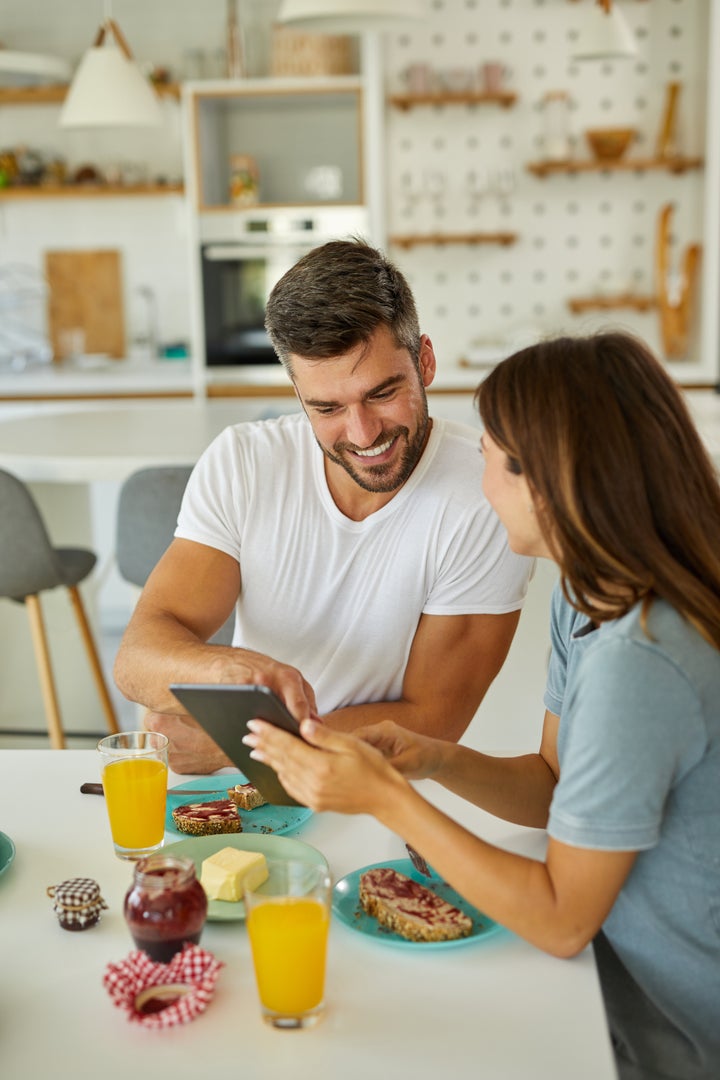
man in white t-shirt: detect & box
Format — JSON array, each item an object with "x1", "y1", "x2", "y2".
[{"x1": 114, "y1": 240, "x2": 532, "y2": 772}]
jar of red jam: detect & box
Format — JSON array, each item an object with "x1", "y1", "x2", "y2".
[{"x1": 124, "y1": 854, "x2": 208, "y2": 963}]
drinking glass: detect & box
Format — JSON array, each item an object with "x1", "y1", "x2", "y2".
[
  {"x1": 245, "y1": 859, "x2": 332, "y2": 1029},
  {"x1": 97, "y1": 731, "x2": 169, "y2": 860}
]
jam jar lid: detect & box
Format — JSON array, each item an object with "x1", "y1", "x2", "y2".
[{"x1": 47, "y1": 876, "x2": 108, "y2": 929}]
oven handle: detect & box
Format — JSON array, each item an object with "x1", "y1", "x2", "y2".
[{"x1": 203, "y1": 243, "x2": 319, "y2": 261}]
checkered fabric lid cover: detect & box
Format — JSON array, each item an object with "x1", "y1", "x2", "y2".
[
  {"x1": 47, "y1": 877, "x2": 105, "y2": 908},
  {"x1": 47, "y1": 877, "x2": 108, "y2": 927},
  {"x1": 103, "y1": 944, "x2": 224, "y2": 1029}
]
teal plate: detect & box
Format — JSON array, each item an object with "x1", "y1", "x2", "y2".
[
  {"x1": 0, "y1": 831, "x2": 16, "y2": 878},
  {"x1": 332, "y1": 858, "x2": 502, "y2": 950},
  {"x1": 163, "y1": 833, "x2": 328, "y2": 922},
  {"x1": 165, "y1": 773, "x2": 312, "y2": 838}
]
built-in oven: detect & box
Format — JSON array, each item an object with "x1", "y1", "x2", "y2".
[{"x1": 200, "y1": 208, "x2": 369, "y2": 366}]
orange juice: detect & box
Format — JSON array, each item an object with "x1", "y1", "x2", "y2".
[
  {"x1": 102, "y1": 757, "x2": 167, "y2": 850},
  {"x1": 247, "y1": 897, "x2": 329, "y2": 1014}
]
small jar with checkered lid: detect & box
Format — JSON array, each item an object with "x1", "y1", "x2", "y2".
[{"x1": 47, "y1": 877, "x2": 108, "y2": 931}]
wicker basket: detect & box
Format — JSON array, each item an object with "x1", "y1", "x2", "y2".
[{"x1": 271, "y1": 27, "x2": 355, "y2": 76}]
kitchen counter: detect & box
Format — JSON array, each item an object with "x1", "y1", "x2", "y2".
[
  {"x1": 0, "y1": 357, "x2": 196, "y2": 399},
  {"x1": 0, "y1": 357, "x2": 490, "y2": 400}
]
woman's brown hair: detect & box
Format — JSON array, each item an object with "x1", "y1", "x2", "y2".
[{"x1": 476, "y1": 332, "x2": 720, "y2": 650}]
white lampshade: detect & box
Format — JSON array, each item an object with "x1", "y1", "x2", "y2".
[
  {"x1": 277, "y1": 0, "x2": 427, "y2": 34},
  {"x1": 59, "y1": 20, "x2": 162, "y2": 128},
  {"x1": 571, "y1": 1, "x2": 637, "y2": 61}
]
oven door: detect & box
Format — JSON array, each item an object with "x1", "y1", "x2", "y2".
[{"x1": 201, "y1": 243, "x2": 311, "y2": 366}]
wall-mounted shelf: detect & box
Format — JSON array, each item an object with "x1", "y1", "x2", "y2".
[
  {"x1": 389, "y1": 91, "x2": 517, "y2": 110},
  {"x1": 390, "y1": 232, "x2": 518, "y2": 249},
  {"x1": 567, "y1": 293, "x2": 656, "y2": 315},
  {"x1": 0, "y1": 82, "x2": 181, "y2": 105},
  {"x1": 0, "y1": 183, "x2": 184, "y2": 200},
  {"x1": 527, "y1": 155, "x2": 703, "y2": 177}
]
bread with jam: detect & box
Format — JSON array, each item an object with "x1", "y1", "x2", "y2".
[{"x1": 359, "y1": 866, "x2": 472, "y2": 943}]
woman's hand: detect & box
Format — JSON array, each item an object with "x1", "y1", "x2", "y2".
[
  {"x1": 243, "y1": 718, "x2": 406, "y2": 816},
  {"x1": 354, "y1": 720, "x2": 448, "y2": 780}
]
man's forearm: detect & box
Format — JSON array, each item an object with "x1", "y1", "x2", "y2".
[
  {"x1": 325, "y1": 697, "x2": 476, "y2": 742},
  {"x1": 114, "y1": 612, "x2": 244, "y2": 713},
  {"x1": 431, "y1": 742, "x2": 556, "y2": 829}
]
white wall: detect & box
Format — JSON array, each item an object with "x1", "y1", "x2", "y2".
[
  {"x1": 1, "y1": 0, "x2": 716, "y2": 380},
  {"x1": 382, "y1": 0, "x2": 711, "y2": 376}
]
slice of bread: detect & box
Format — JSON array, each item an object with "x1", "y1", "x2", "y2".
[
  {"x1": 226, "y1": 782, "x2": 266, "y2": 810},
  {"x1": 171, "y1": 798, "x2": 241, "y2": 836},
  {"x1": 359, "y1": 866, "x2": 472, "y2": 943}
]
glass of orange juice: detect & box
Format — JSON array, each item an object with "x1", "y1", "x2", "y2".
[
  {"x1": 244, "y1": 859, "x2": 332, "y2": 1029},
  {"x1": 97, "y1": 731, "x2": 169, "y2": 860}
]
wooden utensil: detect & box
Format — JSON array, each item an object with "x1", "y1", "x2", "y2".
[{"x1": 655, "y1": 203, "x2": 701, "y2": 361}]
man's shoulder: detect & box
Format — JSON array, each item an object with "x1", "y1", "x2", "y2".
[
  {"x1": 220, "y1": 411, "x2": 308, "y2": 451},
  {"x1": 432, "y1": 415, "x2": 482, "y2": 449},
  {"x1": 228, "y1": 410, "x2": 305, "y2": 437}
]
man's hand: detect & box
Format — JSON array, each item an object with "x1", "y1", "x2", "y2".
[{"x1": 144, "y1": 711, "x2": 232, "y2": 774}]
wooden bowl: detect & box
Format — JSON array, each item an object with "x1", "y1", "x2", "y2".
[{"x1": 585, "y1": 127, "x2": 636, "y2": 161}]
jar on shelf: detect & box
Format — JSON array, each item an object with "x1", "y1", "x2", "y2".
[
  {"x1": 124, "y1": 853, "x2": 208, "y2": 963},
  {"x1": 540, "y1": 90, "x2": 573, "y2": 162},
  {"x1": 229, "y1": 153, "x2": 259, "y2": 206}
]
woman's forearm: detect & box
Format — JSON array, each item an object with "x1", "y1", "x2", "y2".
[{"x1": 375, "y1": 781, "x2": 626, "y2": 959}]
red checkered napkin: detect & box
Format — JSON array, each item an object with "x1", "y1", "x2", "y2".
[{"x1": 103, "y1": 944, "x2": 223, "y2": 1029}]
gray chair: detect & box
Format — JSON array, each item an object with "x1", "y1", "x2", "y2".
[
  {"x1": 0, "y1": 467, "x2": 119, "y2": 749},
  {"x1": 116, "y1": 466, "x2": 234, "y2": 645}
]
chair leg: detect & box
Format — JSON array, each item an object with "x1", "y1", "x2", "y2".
[
  {"x1": 67, "y1": 585, "x2": 120, "y2": 736},
  {"x1": 25, "y1": 594, "x2": 66, "y2": 751}
]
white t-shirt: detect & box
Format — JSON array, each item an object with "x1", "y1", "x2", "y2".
[{"x1": 176, "y1": 412, "x2": 531, "y2": 715}]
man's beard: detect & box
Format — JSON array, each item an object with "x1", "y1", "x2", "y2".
[{"x1": 320, "y1": 401, "x2": 430, "y2": 494}]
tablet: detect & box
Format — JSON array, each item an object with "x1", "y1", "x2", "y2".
[{"x1": 169, "y1": 683, "x2": 305, "y2": 807}]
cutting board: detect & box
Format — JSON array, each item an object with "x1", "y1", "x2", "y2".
[{"x1": 45, "y1": 249, "x2": 125, "y2": 361}]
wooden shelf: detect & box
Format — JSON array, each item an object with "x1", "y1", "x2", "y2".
[
  {"x1": 527, "y1": 155, "x2": 703, "y2": 177},
  {"x1": 0, "y1": 182, "x2": 184, "y2": 201},
  {"x1": 389, "y1": 90, "x2": 517, "y2": 111},
  {"x1": 0, "y1": 82, "x2": 181, "y2": 105},
  {"x1": 567, "y1": 293, "x2": 656, "y2": 315},
  {"x1": 390, "y1": 232, "x2": 518, "y2": 249}
]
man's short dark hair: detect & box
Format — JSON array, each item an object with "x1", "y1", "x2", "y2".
[{"x1": 264, "y1": 238, "x2": 421, "y2": 373}]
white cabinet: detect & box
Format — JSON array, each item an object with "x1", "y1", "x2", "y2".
[
  {"x1": 181, "y1": 68, "x2": 384, "y2": 388},
  {"x1": 189, "y1": 78, "x2": 364, "y2": 209}
]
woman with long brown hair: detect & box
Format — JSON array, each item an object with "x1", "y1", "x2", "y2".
[{"x1": 245, "y1": 332, "x2": 720, "y2": 1080}]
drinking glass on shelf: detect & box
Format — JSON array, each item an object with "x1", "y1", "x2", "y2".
[
  {"x1": 466, "y1": 169, "x2": 491, "y2": 222},
  {"x1": 492, "y1": 169, "x2": 517, "y2": 215}
]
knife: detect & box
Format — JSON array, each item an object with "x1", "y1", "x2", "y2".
[
  {"x1": 80, "y1": 782, "x2": 232, "y2": 798},
  {"x1": 405, "y1": 842, "x2": 431, "y2": 877}
]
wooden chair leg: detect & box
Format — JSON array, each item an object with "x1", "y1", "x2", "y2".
[
  {"x1": 25, "y1": 594, "x2": 66, "y2": 750},
  {"x1": 67, "y1": 585, "x2": 120, "y2": 736}
]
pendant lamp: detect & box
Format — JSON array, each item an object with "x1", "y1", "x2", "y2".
[
  {"x1": 276, "y1": 0, "x2": 427, "y2": 34},
  {"x1": 570, "y1": 0, "x2": 637, "y2": 61},
  {"x1": 59, "y1": 17, "x2": 162, "y2": 128}
]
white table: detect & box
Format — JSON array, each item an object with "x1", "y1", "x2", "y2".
[
  {"x1": 0, "y1": 398, "x2": 299, "y2": 483},
  {"x1": 0, "y1": 750, "x2": 617, "y2": 1080},
  {"x1": 0, "y1": 389, "x2": 717, "y2": 484}
]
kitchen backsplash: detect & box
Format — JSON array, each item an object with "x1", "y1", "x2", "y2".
[{"x1": 0, "y1": 0, "x2": 711, "y2": 374}]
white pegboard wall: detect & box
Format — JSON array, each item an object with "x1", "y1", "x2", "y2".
[{"x1": 383, "y1": 0, "x2": 709, "y2": 370}]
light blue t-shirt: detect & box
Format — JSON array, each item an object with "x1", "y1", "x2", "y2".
[{"x1": 543, "y1": 583, "x2": 720, "y2": 1080}]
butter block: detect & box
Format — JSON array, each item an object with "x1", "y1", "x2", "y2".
[{"x1": 200, "y1": 847, "x2": 269, "y2": 902}]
